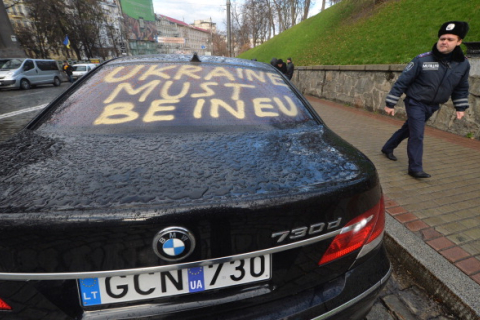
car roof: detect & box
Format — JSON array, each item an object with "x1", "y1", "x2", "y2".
[{"x1": 73, "y1": 63, "x2": 97, "y2": 66}]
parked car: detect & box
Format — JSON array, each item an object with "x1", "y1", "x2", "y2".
[
  {"x1": 0, "y1": 58, "x2": 62, "y2": 90},
  {"x1": 71, "y1": 63, "x2": 97, "y2": 80},
  {"x1": 0, "y1": 54, "x2": 390, "y2": 320}
]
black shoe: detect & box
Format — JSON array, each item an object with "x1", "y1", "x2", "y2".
[
  {"x1": 408, "y1": 170, "x2": 431, "y2": 178},
  {"x1": 381, "y1": 150, "x2": 397, "y2": 161}
]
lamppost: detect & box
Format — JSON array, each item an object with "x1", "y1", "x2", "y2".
[
  {"x1": 210, "y1": 17, "x2": 214, "y2": 56},
  {"x1": 226, "y1": 0, "x2": 232, "y2": 57}
]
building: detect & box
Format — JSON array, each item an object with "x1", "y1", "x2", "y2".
[
  {"x1": 192, "y1": 19, "x2": 217, "y2": 34},
  {"x1": 155, "y1": 14, "x2": 183, "y2": 54},
  {"x1": 156, "y1": 14, "x2": 212, "y2": 56},
  {"x1": 5, "y1": 0, "x2": 126, "y2": 60},
  {"x1": 118, "y1": 0, "x2": 157, "y2": 56},
  {"x1": 4, "y1": 0, "x2": 213, "y2": 58},
  {"x1": 99, "y1": 0, "x2": 126, "y2": 58}
]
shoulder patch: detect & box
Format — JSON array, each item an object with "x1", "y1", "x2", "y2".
[
  {"x1": 418, "y1": 51, "x2": 432, "y2": 58},
  {"x1": 404, "y1": 62, "x2": 415, "y2": 72}
]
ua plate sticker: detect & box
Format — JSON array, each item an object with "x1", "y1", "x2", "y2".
[{"x1": 187, "y1": 266, "x2": 205, "y2": 292}]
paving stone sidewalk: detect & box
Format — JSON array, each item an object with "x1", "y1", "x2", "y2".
[{"x1": 306, "y1": 96, "x2": 480, "y2": 317}]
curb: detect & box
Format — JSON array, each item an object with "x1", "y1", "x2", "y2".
[{"x1": 385, "y1": 215, "x2": 480, "y2": 320}]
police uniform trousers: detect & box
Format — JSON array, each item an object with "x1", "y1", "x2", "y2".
[{"x1": 381, "y1": 97, "x2": 439, "y2": 172}]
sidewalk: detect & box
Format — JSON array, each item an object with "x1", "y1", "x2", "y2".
[{"x1": 306, "y1": 96, "x2": 480, "y2": 319}]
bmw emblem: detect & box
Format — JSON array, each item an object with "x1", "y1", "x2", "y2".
[{"x1": 153, "y1": 227, "x2": 196, "y2": 261}]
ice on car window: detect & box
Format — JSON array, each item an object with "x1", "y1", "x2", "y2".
[{"x1": 39, "y1": 63, "x2": 316, "y2": 132}]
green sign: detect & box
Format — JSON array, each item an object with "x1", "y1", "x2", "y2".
[{"x1": 120, "y1": 0, "x2": 155, "y2": 21}]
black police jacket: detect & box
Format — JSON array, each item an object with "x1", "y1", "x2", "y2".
[{"x1": 386, "y1": 44, "x2": 470, "y2": 111}]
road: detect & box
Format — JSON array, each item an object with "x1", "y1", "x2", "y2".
[
  {"x1": 0, "y1": 85, "x2": 458, "y2": 319},
  {"x1": 0, "y1": 82, "x2": 71, "y2": 142}
]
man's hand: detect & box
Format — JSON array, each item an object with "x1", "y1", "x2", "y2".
[
  {"x1": 384, "y1": 106, "x2": 395, "y2": 116},
  {"x1": 456, "y1": 111, "x2": 465, "y2": 120}
]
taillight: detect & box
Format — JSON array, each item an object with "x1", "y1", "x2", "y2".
[
  {"x1": 318, "y1": 194, "x2": 385, "y2": 265},
  {"x1": 0, "y1": 297, "x2": 12, "y2": 311}
]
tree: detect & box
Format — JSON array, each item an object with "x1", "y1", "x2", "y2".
[
  {"x1": 4, "y1": 0, "x2": 23, "y2": 10},
  {"x1": 232, "y1": 0, "x2": 314, "y2": 49},
  {"x1": 12, "y1": 0, "x2": 65, "y2": 59},
  {"x1": 7, "y1": 0, "x2": 120, "y2": 60},
  {"x1": 301, "y1": 0, "x2": 313, "y2": 21},
  {"x1": 212, "y1": 32, "x2": 228, "y2": 56},
  {"x1": 67, "y1": 0, "x2": 107, "y2": 60}
]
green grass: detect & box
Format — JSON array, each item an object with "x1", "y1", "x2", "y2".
[{"x1": 238, "y1": 0, "x2": 480, "y2": 66}]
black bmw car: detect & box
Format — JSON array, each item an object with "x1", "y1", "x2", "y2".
[{"x1": 0, "y1": 54, "x2": 390, "y2": 319}]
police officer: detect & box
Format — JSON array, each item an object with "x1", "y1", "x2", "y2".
[{"x1": 381, "y1": 21, "x2": 470, "y2": 178}]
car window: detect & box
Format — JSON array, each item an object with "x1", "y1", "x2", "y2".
[
  {"x1": 24, "y1": 60, "x2": 34, "y2": 71},
  {"x1": 36, "y1": 60, "x2": 59, "y2": 71},
  {"x1": 0, "y1": 59, "x2": 24, "y2": 70},
  {"x1": 37, "y1": 63, "x2": 317, "y2": 133},
  {"x1": 73, "y1": 66, "x2": 87, "y2": 71}
]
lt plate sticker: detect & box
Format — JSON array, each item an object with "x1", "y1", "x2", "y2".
[{"x1": 79, "y1": 278, "x2": 102, "y2": 306}]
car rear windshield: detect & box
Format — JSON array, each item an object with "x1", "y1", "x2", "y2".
[{"x1": 37, "y1": 62, "x2": 318, "y2": 133}]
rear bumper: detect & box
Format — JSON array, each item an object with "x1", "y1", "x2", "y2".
[
  {"x1": 80, "y1": 245, "x2": 391, "y2": 320},
  {"x1": 0, "y1": 244, "x2": 390, "y2": 320},
  {"x1": 312, "y1": 266, "x2": 391, "y2": 320}
]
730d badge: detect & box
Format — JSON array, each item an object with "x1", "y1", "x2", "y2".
[{"x1": 153, "y1": 227, "x2": 196, "y2": 261}]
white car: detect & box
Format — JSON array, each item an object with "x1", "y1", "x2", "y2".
[
  {"x1": 72, "y1": 63, "x2": 97, "y2": 80},
  {"x1": 0, "y1": 58, "x2": 62, "y2": 90}
]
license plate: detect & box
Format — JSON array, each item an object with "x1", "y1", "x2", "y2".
[{"x1": 78, "y1": 255, "x2": 271, "y2": 306}]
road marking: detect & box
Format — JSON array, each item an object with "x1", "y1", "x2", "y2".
[
  {"x1": 19, "y1": 90, "x2": 48, "y2": 97},
  {"x1": 0, "y1": 104, "x2": 47, "y2": 120}
]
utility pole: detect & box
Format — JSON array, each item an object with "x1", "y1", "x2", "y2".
[
  {"x1": 0, "y1": 0, "x2": 26, "y2": 58},
  {"x1": 210, "y1": 17, "x2": 213, "y2": 56},
  {"x1": 116, "y1": 0, "x2": 131, "y2": 56},
  {"x1": 226, "y1": 0, "x2": 232, "y2": 57}
]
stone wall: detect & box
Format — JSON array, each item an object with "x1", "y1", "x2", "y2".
[{"x1": 293, "y1": 59, "x2": 480, "y2": 140}]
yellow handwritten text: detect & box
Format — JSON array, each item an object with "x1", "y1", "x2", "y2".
[
  {"x1": 104, "y1": 80, "x2": 161, "y2": 103},
  {"x1": 143, "y1": 99, "x2": 178, "y2": 122},
  {"x1": 94, "y1": 103, "x2": 139, "y2": 124}
]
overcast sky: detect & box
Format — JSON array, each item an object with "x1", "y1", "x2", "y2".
[{"x1": 152, "y1": 0, "x2": 324, "y2": 32}]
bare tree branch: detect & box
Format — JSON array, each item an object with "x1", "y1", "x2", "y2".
[{"x1": 4, "y1": 0, "x2": 23, "y2": 10}]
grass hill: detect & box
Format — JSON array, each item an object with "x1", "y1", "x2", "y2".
[{"x1": 238, "y1": 0, "x2": 480, "y2": 66}]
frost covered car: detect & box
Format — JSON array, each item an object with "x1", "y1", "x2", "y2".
[{"x1": 0, "y1": 54, "x2": 390, "y2": 320}]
